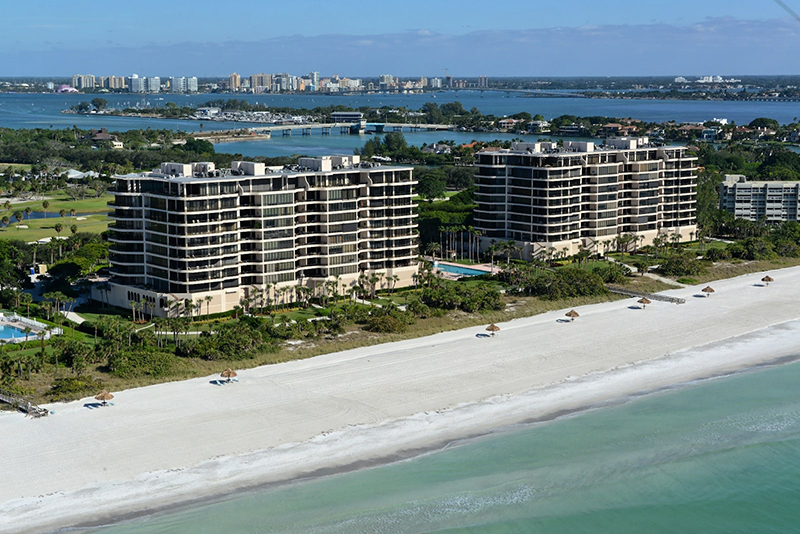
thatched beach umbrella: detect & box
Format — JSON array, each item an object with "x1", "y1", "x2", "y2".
[
  {"x1": 95, "y1": 390, "x2": 114, "y2": 407},
  {"x1": 637, "y1": 297, "x2": 652, "y2": 309},
  {"x1": 565, "y1": 309, "x2": 580, "y2": 322},
  {"x1": 221, "y1": 368, "x2": 238, "y2": 383},
  {"x1": 486, "y1": 323, "x2": 500, "y2": 337},
  {"x1": 762, "y1": 275, "x2": 774, "y2": 286},
  {"x1": 701, "y1": 286, "x2": 715, "y2": 297}
]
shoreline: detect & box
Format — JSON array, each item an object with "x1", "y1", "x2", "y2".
[
  {"x1": 71, "y1": 347, "x2": 800, "y2": 533},
  {"x1": 4, "y1": 267, "x2": 800, "y2": 534}
]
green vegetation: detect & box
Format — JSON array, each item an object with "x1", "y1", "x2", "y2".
[
  {"x1": 6, "y1": 118, "x2": 800, "y2": 408},
  {"x1": 0, "y1": 127, "x2": 295, "y2": 176}
]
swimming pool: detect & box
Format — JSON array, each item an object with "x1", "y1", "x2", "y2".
[
  {"x1": 0, "y1": 324, "x2": 27, "y2": 340},
  {"x1": 435, "y1": 263, "x2": 489, "y2": 277}
]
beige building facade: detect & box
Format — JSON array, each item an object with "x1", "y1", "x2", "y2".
[
  {"x1": 474, "y1": 138, "x2": 697, "y2": 259},
  {"x1": 99, "y1": 156, "x2": 418, "y2": 317}
]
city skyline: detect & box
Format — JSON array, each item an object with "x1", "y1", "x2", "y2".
[{"x1": 2, "y1": 0, "x2": 800, "y2": 76}]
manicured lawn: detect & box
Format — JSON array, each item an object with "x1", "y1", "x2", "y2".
[
  {"x1": 8, "y1": 193, "x2": 113, "y2": 214},
  {"x1": 555, "y1": 259, "x2": 609, "y2": 271},
  {"x1": 682, "y1": 240, "x2": 728, "y2": 254},
  {"x1": 0, "y1": 163, "x2": 32, "y2": 171},
  {"x1": 0, "y1": 213, "x2": 108, "y2": 241}
]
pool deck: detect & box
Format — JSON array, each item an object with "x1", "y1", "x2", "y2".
[
  {"x1": 0, "y1": 314, "x2": 54, "y2": 343},
  {"x1": 433, "y1": 260, "x2": 499, "y2": 280}
]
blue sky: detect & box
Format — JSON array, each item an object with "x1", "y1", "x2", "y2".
[{"x1": 3, "y1": 0, "x2": 800, "y2": 76}]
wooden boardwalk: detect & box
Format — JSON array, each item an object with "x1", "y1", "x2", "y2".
[
  {"x1": 0, "y1": 387, "x2": 49, "y2": 418},
  {"x1": 607, "y1": 285, "x2": 686, "y2": 305}
]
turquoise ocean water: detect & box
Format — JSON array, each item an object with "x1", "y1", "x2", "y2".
[{"x1": 89, "y1": 359, "x2": 800, "y2": 534}]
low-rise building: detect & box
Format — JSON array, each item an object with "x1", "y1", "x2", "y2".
[
  {"x1": 100, "y1": 156, "x2": 418, "y2": 316},
  {"x1": 719, "y1": 174, "x2": 800, "y2": 222},
  {"x1": 331, "y1": 111, "x2": 364, "y2": 123}
]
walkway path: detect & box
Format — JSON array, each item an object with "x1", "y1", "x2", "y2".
[
  {"x1": 59, "y1": 311, "x2": 85, "y2": 324},
  {"x1": 607, "y1": 256, "x2": 686, "y2": 288}
]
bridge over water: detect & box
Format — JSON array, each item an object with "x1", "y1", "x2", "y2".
[{"x1": 194, "y1": 121, "x2": 456, "y2": 142}]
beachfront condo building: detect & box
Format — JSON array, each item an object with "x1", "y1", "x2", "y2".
[
  {"x1": 474, "y1": 138, "x2": 697, "y2": 259},
  {"x1": 719, "y1": 174, "x2": 800, "y2": 222},
  {"x1": 101, "y1": 156, "x2": 418, "y2": 317}
]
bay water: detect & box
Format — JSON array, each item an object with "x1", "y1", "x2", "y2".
[
  {"x1": 88, "y1": 358, "x2": 800, "y2": 534},
  {"x1": 3, "y1": 91, "x2": 800, "y2": 132},
  {"x1": 4, "y1": 92, "x2": 800, "y2": 159}
]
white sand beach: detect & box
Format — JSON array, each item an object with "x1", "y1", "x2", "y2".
[{"x1": 3, "y1": 267, "x2": 800, "y2": 533}]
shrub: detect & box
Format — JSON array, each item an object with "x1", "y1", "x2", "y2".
[
  {"x1": 516, "y1": 268, "x2": 608, "y2": 300},
  {"x1": 727, "y1": 237, "x2": 777, "y2": 261},
  {"x1": 592, "y1": 263, "x2": 631, "y2": 284},
  {"x1": 108, "y1": 348, "x2": 177, "y2": 378},
  {"x1": 704, "y1": 247, "x2": 730, "y2": 261},
  {"x1": 367, "y1": 314, "x2": 406, "y2": 333},
  {"x1": 420, "y1": 282, "x2": 503, "y2": 312},
  {"x1": 48, "y1": 376, "x2": 104, "y2": 402},
  {"x1": 676, "y1": 277, "x2": 699, "y2": 285},
  {"x1": 659, "y1": 255, "x2": 706, "y2": 277}
]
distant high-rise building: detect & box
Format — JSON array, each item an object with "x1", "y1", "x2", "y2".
[
  {"x1": 430, "y1": 78, "x2": 442, "y2": 89},
  {"x1": 146, "y1": 77, "x2": 161, "y2": 93},
  {"x1": 71, "y1": 74, "x2": 96, "y2": 90},
  {"x1": 168, "y1": 76, "x2": 198, "y2": 93},
  {"x1": 170, "y1": 77, "x2": 186, "y2": 93},
  {"x1": 310, "y1": 71, "x2": 319, "y2": 90},
  {"x1": 445, "y1": 75, "x2": 453, "y2": 88},
  {"x1": 129, "y1": 75, "x2": 146, "y2": 93},
  {"x1": 249, "y1": 73, "x2": 272, "y2": 93},
  {"x1": 378, "y1": 74, "x2": 394, "y2": 91},
  {"x1": 229, "y1": 72, "x2": 241, "y2": 92},
  {"x1": 273, "y1": 73, "x2": 291, "y2": 92},
  {"x1": 106, "y1": 76, "x2": 126, "y2": 90},
  {"x1": 477, "y1": 75, "x2": 488, "y2": 88}
]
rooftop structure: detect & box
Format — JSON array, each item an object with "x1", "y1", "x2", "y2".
[
  {"x1": 719, "y1": 174, "x2": 800, "y2": 223},
  {"x1": 474, "y1": 138, "x2": 697, "y2": 259},
  {"x1": 100, "y1": 156, "x2": 418, "y2": 316}
]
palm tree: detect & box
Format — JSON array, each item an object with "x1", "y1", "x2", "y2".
[
  {"x1": 54, "y1": 223, "x2": 64, "y2": 257},
  {"x1": 204, "y1": 295, "x2": 213, "y2": 318},
  {"x1": 488, "y1": 242, "x2": 498, "y2": 272},
  {"x1": 24, "y1": 206, "x2": 31, "y2": 223},
  {"x1": 20, "y1": 292, "x2": 32, "y2": 317},
  {"x1": 13, "y1": 210, "x2": 23, "y2": 230},
  {"x1": 59, "y1": 209, "x2": 66, "y2": 220},
  {"x1": 505, "y1": 240, "x2": 521, "y2": 268},
  {"x1": 69, "y1": 208, "x2": 76, "y2": 218},
  {"x1": 425, "y1": 242, "x2": 441, "y2": 260},
  {"x1": 70, "y1": 224, "x2": 78, "y2": 235},
  {"x1": 21, "y1": 327, "x2": 32, "y2": 351},
  {"x1": 129, "y1": 300, "x2": 137, "y2": 323},
  {"x1": 1, "y1": 215, "x2": 9, "y2": 227},
  {"x1": 42, "y1": 200, "x2": 49, "y2": 218},
  {"x1": 184, "y1": 299, "x2": 194, "y2": 320}
]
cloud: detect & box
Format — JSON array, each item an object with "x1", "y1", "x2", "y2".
[{"x1": 4, "y1": 17, "x2": 800, "y2": 76}]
